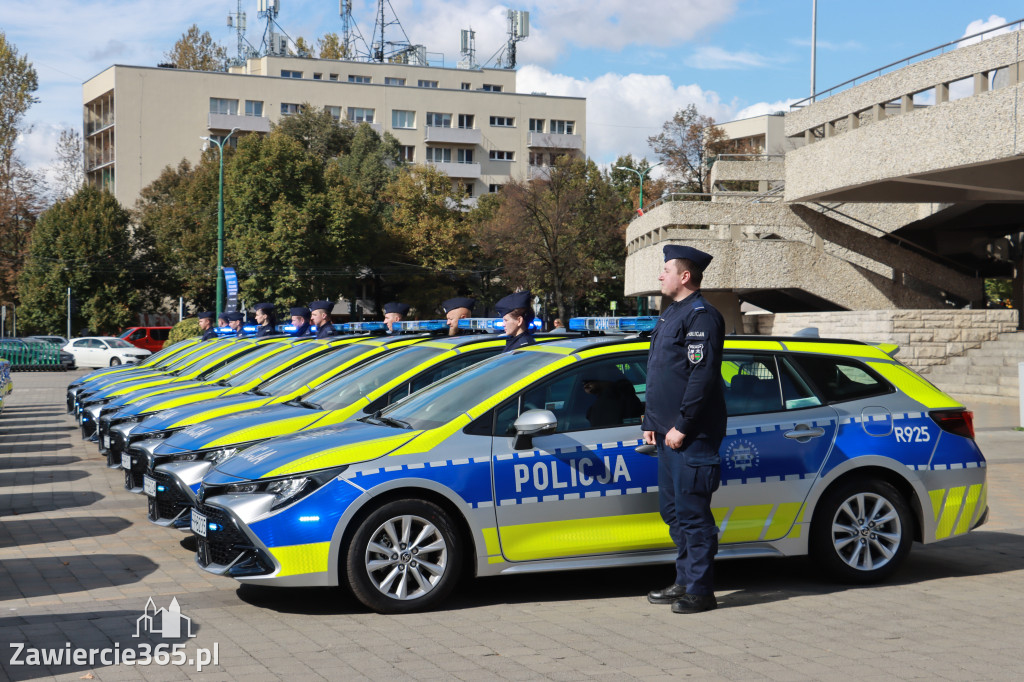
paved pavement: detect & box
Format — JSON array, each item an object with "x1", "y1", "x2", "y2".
[{"x1": 1, "y1": 370, "x2": 1023, "y2": 681}]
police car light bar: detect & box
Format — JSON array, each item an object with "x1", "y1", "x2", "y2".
[
  {"x1": 341, "y1": 321, "x2": 388, "y2": 332},
  {"x1": 275, "y1": 324, "x2": 300, "y2": 333},
  {"x1": 214, "y1": 327, "x2": 235, "y2": 336},
  {"x1": 457, "y1": 318, "x2": 543, "y2": 332},
  {"x1": 568, "y1": 316, "x2": 658, "y2": 332},
  {"x1": 391, "y1": 320, "x2": 449, "y2": 332},
  {"x1": 241, "y1": 325, "x2": 258, "y2": 334}
]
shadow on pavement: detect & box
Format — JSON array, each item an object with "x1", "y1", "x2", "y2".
[
  {"x1": 0, "y1": 491, "x2": 103, "y2": 516},
  {"x1": 0, "y1": 425, "x2": 78, "y2": 438},
  {"x1": 0, "y1": 469, "x2": 90, "y2": 488},
  {"x1": 0, "y1": 516, "x2": 131, "y2": 550},
  {"x1": 0, "y1": 456, "x2": 81, "y2": 471},
  {"x1": 0, "y1": 554, "x2": 159, "y2": 601},
  {"x1": 0, "y1": 442, "x2": 73, "y2": 455}
]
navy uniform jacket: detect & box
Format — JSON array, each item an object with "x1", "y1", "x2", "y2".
[
  {"x1": 293, "y1": 323, "x2": 311, "y2": 337},
  {"x1": 235, "y1": 328, "x2": 247, "y2": 339},
  {"x1": 255, "y1": 324, "x2": 273, "y2": 338},
  {"x1": 504, "y1": 333, "x2": 535, "y2": 352},
  {"x1": 200, "y1": 328, "x2": 218, "y2": 341},
  {"x1": 315, "y1": 324, "x2": 336, "y2": 339},
  {"x1": 642, "y1": 291, "x2": 726, "y2": 464}
]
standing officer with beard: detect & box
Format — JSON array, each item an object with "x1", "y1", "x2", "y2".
[{"x1": 441, "y1": 297, "x2": 475, "y2": 337}]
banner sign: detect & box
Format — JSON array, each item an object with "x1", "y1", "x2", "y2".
[{"x1": 224, "y1": 267, "x2": 238, "y2": 313}]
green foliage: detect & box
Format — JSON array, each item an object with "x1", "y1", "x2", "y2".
[
  {"x1": 0, "y1": 31, "x2": 39, "y2": 170},
  {"x1": 164, "y1": 25, "x2": 228, "y2": 71},
  {"x1": 165, "y1": 317, "x2": 200, "y2": 347},
  {"x1": 293, "y1": 37, "x2": 314, "y2": 58},
  {"x1": 272, "y1": 104, "x2": 355, "y2": 162},
  {"x1": 985, "y1": 278, "x2": 1013, "y2": 307},
  {"x1": 19, "y1": 186, "x2": 140, "y2": 334},
  {"x1": 317, "y1": 33, "x2": 347, "y2": 60}
]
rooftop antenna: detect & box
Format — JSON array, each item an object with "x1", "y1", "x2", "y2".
[
  {"x1": 256, "y1": 0, "x2": 303, "y2": 57},
  {"x1": 458, "y1": 28, "x2": 477, "y2": 69},
  {"x1": 339, "y1": 0, "x2": 370, "y2": 60},
  {"x1": 370, "y1": 0, "x2": 415, "y2": 63},
  {"x1": 484, "y1": 10, "x2": 529, "y2": 69},
  {"x1": 227, "y1": 0, "x2": 258, "y2": 65}
]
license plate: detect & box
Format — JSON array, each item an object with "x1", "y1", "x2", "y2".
[
  {"x1": 143, "y1": 475, "x2": 157, "y2": 497},
  {"x1": 102, "y1": 434, "x2": 110, "y2": 449},
  {"x1": 121, "y1": 453, "x2": 131, "y2": 470},
  {"x1": 191, "y1": 509, "x2": 207, "y2": 537}
]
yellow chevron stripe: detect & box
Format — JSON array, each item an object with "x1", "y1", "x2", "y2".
[
  {"x1": 719, "y1": 504, "x2": 774, "y2": 543},
  {"x1": 936, "y1": 486, "x2": 966, "y2": 539},
  {"x1": 764, "y1": 502, "x2": 803, "y2": 541},
  {"x1": 954, "y1": 483, "x2": 983, "y2": 536},
  {"x1": 270, "y1": 542, "x2": 330, "y2": 577}
]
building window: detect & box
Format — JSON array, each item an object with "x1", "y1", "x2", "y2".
[
  {"x1": 529, "y1": 152, "x2": 547, "y2": 166},
  {"x1": 392, "y1": 110, "x2": 415, "y2": 129},
  {"x1": 425, "y1": 147, "x2": 451, "y2": 163},
  {"x1": 489, "y1": 150, "x2": 514, "y2": 161},
  {"x1": 245, "y1": 100, "x2": 264, "y2": 117},
  {"x1": 489, "y1": 116, "x2": 514, "y2": 127},
  {"x1": 418, "y1": 79, "x2": 439, "y2": 88},
  {"x1": 399, "y1": 145, "x2": 415, "y2": 162},
  {"x1": 325, "y1": 105, "x2": 342, "y2": 121},
  {"x1": 425, "y1": 112, "x2": 451, "y2": 128},
  {"x1": 385, "y1": 77, "x2": 406, "y2": 86},
  {"x1": 348, "y1": 75, "x2": 371, "y2": 84},
  {"x1": 463, "y1": 183, "x2": 475, "y2": 197},
  {"x1": 481, "y1": 84, "x2": 503, "y2": 92},
  {"x1": 348, "y1": 107, "x2": 375, "y2": 123},
  {"x1": 457, "y1": 148, "x2": 474, "y2": 164},
  {"x1": 281, "y1": 70, "x2": 303, "y2": 79},
  {"x1": 329, "y1": 73, "x2": 339, "y2": 81},
  {"x1": 461, "y1": 82, "x2": 470, "y2": 90},
  {"x1": 281, "y1": 102, "x2": 303, "y2": 116},
  {"x1": 209, "y1": 98, "x2": 238, "y2": 115},
  {"x1": 550, "y1": 120, "x2": 575, "y2": 134},
  {"x1": 457, "y1": 114, "x2": 474, "y2": 129},
  {"x1": 488, "y1": 183, "x2": 503, "y2": 193},
  {"x1": 313, "y1": 73, "x2": 323, "y2": 80},
  {"x1": 529, "y1": 118, "x2": 545, "y2": 132}
]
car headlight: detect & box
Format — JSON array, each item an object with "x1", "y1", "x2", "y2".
[
  {"x1": 205, "y1": 447, "x2": 238, "y2": 465},
  {"x1": 222, "y1": 468, "x2": 344, "y2": 510}
]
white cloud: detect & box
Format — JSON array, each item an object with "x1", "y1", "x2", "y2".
[
  {"x1": 958, "y1": 14, "x2": 1012, "y2": 47},
  {"x1": 735, "y1": 98, "x2": 799, "y2": 119},
  {"x1": 685, "y1": 45, "x2": 769, "y2": 70}
]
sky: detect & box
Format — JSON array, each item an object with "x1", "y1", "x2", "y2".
[{"x1": 5, "y1": 0, "x2": 1023, "y2": 182}]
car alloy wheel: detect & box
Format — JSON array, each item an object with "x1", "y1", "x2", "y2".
[
  {"x1": 346, "y1": 499, "x2": 462, "y2": 613},
  {"x1": 110, "y1": 357, "x2": 121, "y2": 366}
]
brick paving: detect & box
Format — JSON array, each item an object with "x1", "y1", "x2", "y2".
[{"x1": 1, "y1": 370, "x2": 1023, "y2": 681}]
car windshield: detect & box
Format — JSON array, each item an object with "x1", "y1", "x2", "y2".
[
  {"x1": 161, "y1": 341, "x2": 225, "y2": 371},
  {"x1": 306, "y1": 346, "x2": 445, "y2": 410},
  {"x1": 216, "y1": 342, "x2": 320, "y2": 386},
  {"x1": 103, "y1": 338, "x2": 136, "y2": 349},
  {"x1": 148, "y1": 341, "x2": 197, "y2": 367},
  {"x1": 260, "y1": 343, "x2": 378, "y2": 396},
  {"x1": 170, "y1": 342, "x2": 249, "y2": 375},
  {"x1": 203, "y1": 344, "x2": 285, "y2": 382},
  {"x1": 380, "y1": 351, "x2": 557, "y2": 430}
]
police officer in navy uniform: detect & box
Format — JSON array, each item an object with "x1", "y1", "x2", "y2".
[
  {"x1": 226, "y1": 311, "x2": 246, "y2": 338},
  {"x1": 642, "y1": 244, "x2": 726, "y2": 614},
  {"x1": 289, "y1": 306, "x2": 312, "y2": 337},
  {"x1": 309, "y1": 301, "x2": 336, "y2": 339},
  {"x1": 495, "y1": 291, "x2": 536, "y2": 352},
  {"x1": 253, "y1": 303, "x2": 277, "y2": 337},
  {"x1": 216, "y1": 312, "x2": 229, "y2": 330},
  {"x1": 382, "y1": 302, "x2": 411, "y2": 334},
  {"x1": 197, "y1": 311, "x2": 217, "y2": 341},
  {"x1": 442, "y1": 297, "x2": 475, "y2": 337}
]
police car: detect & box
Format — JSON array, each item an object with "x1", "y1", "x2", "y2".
[{"x1": 188, "y1": 317, "x2": 987, "y2": 613}]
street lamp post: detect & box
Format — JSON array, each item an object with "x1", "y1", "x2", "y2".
[
  {"x1": 200, "y1": 127, "x2": 239, "y2": 315},
  {"x1": 614, "y1": 161, "x2": 663, "y2": 215}
]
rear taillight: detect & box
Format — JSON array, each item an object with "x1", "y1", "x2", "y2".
[{"x1": 930, "y1": 410, "x2": 975, "y2": 439}]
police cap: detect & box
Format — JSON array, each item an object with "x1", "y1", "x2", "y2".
[
  {"x1": 383, "y1": 302, "x2": 410, "y2": 316},
  {"x1": 254, "y1": 302, "x2": 275, "y2": 313},
  {"x1": 308, "y1": 300, "x2": 334, "y2": 313},
  {"x1": 442, "y1": 297, "x2": 475, "y2": 314},
  {"x1": 197, "y1": 311, "x2": 215, "y2": 320},
  {"x1": 289, "y1": 306, "x2": 311, "y2": 318},
  {"x1": 495, "y1": 291, "x2": 532, "y2": 316},
  {"x1": 225, "y1": 311, "x2": 244, "y2": 322},
  {"x1": 663, "y1": 245, "x2": 713, "y2": 271}
]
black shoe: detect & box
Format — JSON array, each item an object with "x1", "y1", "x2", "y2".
[
  {"x1": 647, "y1": 583, "x2": 688, "y2": 604},
  {"x1": 671, "y1": 593, "x2": 717, "y2": 613}
]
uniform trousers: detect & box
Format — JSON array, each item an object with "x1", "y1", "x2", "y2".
[{"x1": 656, "y1": 433, "x2": 721, "y2": 595}]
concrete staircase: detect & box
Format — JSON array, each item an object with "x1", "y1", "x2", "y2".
[{"x1": 923, "y1": 331, "x2": 1024, "y2": 402}]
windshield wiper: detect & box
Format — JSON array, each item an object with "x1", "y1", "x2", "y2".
[
  {"x1": 252, "y1": 389, "x2": 270, "y2": 396},
  {"x1": 368, "y1": 410, "x2": 411, "y2": 430},
  {"x1": 297, "y1": 399, "x2": 321, "y2": 410}
]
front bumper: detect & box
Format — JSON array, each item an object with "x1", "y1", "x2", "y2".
[
  {"x1": 193, "y1": 496, "x2": 277, "y2": 578},
  {"x1": 147, "y1": 461, "x2": 213, "y2": 527}
]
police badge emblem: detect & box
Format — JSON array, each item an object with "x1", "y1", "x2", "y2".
[{"x1": 686, "y1": 343, "x2": 704, "y2": 364}]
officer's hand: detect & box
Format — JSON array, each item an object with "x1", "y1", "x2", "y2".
[
  {"x1": 665, "y1": 427, "x2": 685, "y2": 450},
  {"x1": 642, "y1": 430, "x2": 656, "y2": 446}
]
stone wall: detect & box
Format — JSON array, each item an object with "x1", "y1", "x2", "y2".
[{"x1": 748, "y1": 309, "x2": 1019, "y2": 371}]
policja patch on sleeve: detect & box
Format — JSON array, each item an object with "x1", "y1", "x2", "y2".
[{"x1": 687, "y1": 343, "x2": 705, "y2": 364}]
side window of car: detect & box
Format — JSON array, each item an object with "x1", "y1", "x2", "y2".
[
  {"x1": 152, "y1": 329, "x2": 170, "y2": 341},
  {"x1": 408, "y1": 349, "x2": 502, "y2": 394},
  {"x1": 129, "y1": 330, "x2": 145, "y2": 341},
  {"x1": 494, "y1": 354, "x2": 647, "y2": 435},
  {"x1": 73, "y1": 340, "x2": 91, "y2": 348},
  {"x1": 777, "y1": 356, "x2": 823, "y2": 409},
  {"x1": 788, "y1": 354, "x2": 892, "y2": 403},
  {"x1": 722, "y1": 352, "x2": 784, "y2": 416}
]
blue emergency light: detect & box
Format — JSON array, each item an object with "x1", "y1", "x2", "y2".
[
  {"x1": 568, "y1": 316, "x2": 658, "y2": 332},
  {"x1": 391, "y1": 320, "x2": 449, "y2": 332},
  {"x1": 341, "y1": 321, "x2": 388, "y2": 332},
  {"x1": 214, "y1": 326, "x2": 235, "y2": 337},
  {"x1": 241, "y1": 324, "x2": 258, "y2": 334}
]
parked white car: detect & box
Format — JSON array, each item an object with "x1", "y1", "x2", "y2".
[{"x1": 63, "y1": 337, "x2": 152, "y2": 368}]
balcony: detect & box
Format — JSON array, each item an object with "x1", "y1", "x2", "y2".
[
  {"x1": 426, "y1": 161, "x2": 481, "y2": 179},
  {"x1": 424, "y1": 127, "x2": 482, "y2": 144},
  {"x1": 208, "y1": 113, "x2": 271, "y2": 133},
  {"x1": 527, "y1": 132, "x2": 583, "y2": 150},
  {"x1": 529, "y1": 165, "x2": 552, "y2": 180}
]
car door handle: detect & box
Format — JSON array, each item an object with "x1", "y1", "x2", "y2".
[{"x1": 784, "y1": 426, "x2": 826, "y2": 440}]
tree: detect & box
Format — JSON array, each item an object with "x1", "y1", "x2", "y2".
[
  {"x1": 317, "y1": 33, "x2": 347, "y2": 60},
  {"x1": 51, "y1": 128, "x2": 84, "y2": 201},
  {"x1": 164, "y1": 25, "x2": 228, "y2": 71},
  {"x1": 0, "y1": 32, "x2": 39, "y2": 174},
  {"x1": 609, "y1": 154, "x2": 669, "y2": 210},
  {"x1": 293, "y1": 36, "x2": 314, "y2": 58},
  {"x1": 19, "y1": 186, "x2": 140, "y2": 334},
  {"x1": 0, "y1": 161, "x2": 46, "y2": 305},
  {"x1": 647, "y1": 104, "x2": 727, "y2": 193},
  {"x1": 272, "y1": 104, "x2": 354, "y2": 162}
]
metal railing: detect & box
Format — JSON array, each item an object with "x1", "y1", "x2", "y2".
[
  {"x1": 715, "y1": 153, "x2": 786, "y2": 161},
  {"x1": 791, "y1": 17, "x2": 1024, "y2": 108},
  {"x1": 0, "y1": 340, "x2": 65, "y2": 371}
]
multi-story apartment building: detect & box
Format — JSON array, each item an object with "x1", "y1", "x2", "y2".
[{"x1": 83, "y1": 56, "x2": 586, "y2": 208}]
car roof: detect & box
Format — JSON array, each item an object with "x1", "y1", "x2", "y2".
[{"x1": 524, "y1": 333, "x2": 882, "y2": 357}]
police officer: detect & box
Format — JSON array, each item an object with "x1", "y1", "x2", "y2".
[
  {"x1": 216, "y1": 312, "x2": 229, "y2": 329},
  {"x1": 442, "y1": 297, "x2": 475, "y2": 337},
  {"x1": 289, "y1": 306, "x2": 312, "y2": 337},
  {"x1": 309, "y1": 301, "x2": 336, "y2": 339},
  {"x1": 642, "y1": 244, "x2": 726, "y2": 614},
  {"x1": 226, "y1": 311, "x2": 246, "y2": 338},
  {"x1": 253, "y1": 303, "x2": 277, "y2": 337},
  {"x1": 382, "y1": 302, "x2": 410, "y2": 334},
  {"x1": 495, "y1": 291, "x2": 536, "y2": 352},
  {"x1": 197, "y1": 311, "x2": 217, "y2": 341}
]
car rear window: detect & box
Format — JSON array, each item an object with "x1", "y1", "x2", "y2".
[
  {"x1": 151, "y1": 329, "x2": 170, "y2": 340},
  {"x1": 788, "y1": 354, "x2": 892, "y2": 403}
]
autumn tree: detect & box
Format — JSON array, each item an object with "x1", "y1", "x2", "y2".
[
  {"x1": 317, "y1": 33, "x2": 347, "y2": 60},
  {"x1": 164, "y1": 25, "x2": 228, "y2": 71},
  {"x1": 647, "y1": 104, "x2": 727, "y2": 193},
  {"x1": 0, "y1": 32, "x2": 38, "y2": 174},
  {"x1": 293, "y1": 36, "x2": 314, "y2": 58},
  {"x1": 609, "y1": 154, "x2": 669, "y2": 212},
  {"x1": 51, "y1": 128, "x2": 84, "y2": 200},
  {"x1": 273, "y1": 104, "x2": 354, "y2": 162}
]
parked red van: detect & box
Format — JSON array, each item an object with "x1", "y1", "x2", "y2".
[{"x1": 119, "y1": 326, "x2": 172, "y2": 353}]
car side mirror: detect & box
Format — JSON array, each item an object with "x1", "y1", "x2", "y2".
[{"x1": 512, "y1": 409, "x2": 557, "y2": 450}]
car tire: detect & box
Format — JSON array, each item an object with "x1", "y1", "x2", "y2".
[
  {"x1": 345, "y1": 498, "x2": 463, "y2": 614},
  {"x1": 810, "y1": 477, "x2": 913, "y2": 584},
  {"x1": 109, "y1": 357, "x2": 121, "y2": 366}
]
